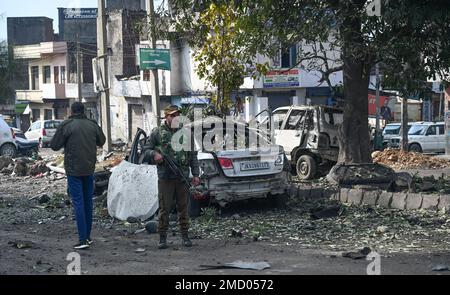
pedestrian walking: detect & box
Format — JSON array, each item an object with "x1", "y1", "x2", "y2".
[{"x1": 50, "y1": 102, "x2": 106, "y2": 250}]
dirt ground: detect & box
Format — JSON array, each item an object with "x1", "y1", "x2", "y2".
[{"x1": 1, "y1": 149, "x2": 450, "y2": 275}]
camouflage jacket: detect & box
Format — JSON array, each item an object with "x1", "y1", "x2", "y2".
[{"x1": 143, "y1": 122, "x2": 199, "y2": 180}]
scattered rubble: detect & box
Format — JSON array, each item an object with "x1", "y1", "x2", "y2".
[
  {"x1": 29, "y1": 162, "x2": 50, "y2": 176},
  {"x1": 0, "y1": 155, "x2": 13, "y2": 170},
  {"x1": 373, "y1": 149, "x2": 450, "y2": 170}
]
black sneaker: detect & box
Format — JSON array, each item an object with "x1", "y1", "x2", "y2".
[
  {"x1": 158, "y1": 235, "x2": 168, "y2": 249},
  {"x1": 87, "y1": 238, "x2": 93, "y2": 245},
  {"x1": 73, "y1": 241, "x2": 90, "y2": 250}
]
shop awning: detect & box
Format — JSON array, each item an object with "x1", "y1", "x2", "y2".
[{"x1": 15, "y1": 103, "x2": 29, "y2": 114}]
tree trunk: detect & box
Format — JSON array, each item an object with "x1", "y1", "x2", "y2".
[
  {"x1": 401, "y1": 97, "x2": 409, "y2": 151},
  {"x1": 337, "y1": 3, "x2": 372, "y2": 164},
  {"x1": 337, "y1": 57, "x2": 372, "y2": 164}
]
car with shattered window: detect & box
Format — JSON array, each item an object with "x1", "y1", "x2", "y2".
[
  {"x1": 254, "y1": 105, "x2": 343, "y2": 180},
  {"x1": 129, "y1": 120, "x2": 291, "y2": 217}
]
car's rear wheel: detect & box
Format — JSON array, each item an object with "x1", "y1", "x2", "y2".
[
  {"x1": 0, "y1": 143, "x2": 18, "y2": 158},
  {"x1": 296, "y1": 155, "x2": 317, "y2": 180},
  {"x1": 408, "y1": 143, "x2": 422, "y2": 153}
]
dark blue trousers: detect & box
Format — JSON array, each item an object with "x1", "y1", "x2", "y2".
[{"x1": 67, "y1": 175, "x2": 94, "y2": 242}]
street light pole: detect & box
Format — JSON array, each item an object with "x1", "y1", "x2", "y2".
[
  {"x1": 146, "y1": 0, "x2": 161, "y2": 127},
  {"x1": 98, "y1": 0, "x2": 112, "y2": 152}
]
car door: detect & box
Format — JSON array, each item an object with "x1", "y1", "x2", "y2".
[
  {"x1": 274, "y1": 109, "x2": 305, "y2": 160},
  {"x1": 423, "y1": 125, "x2": 438, "y2": 152}
]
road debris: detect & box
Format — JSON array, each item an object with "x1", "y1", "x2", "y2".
[
  {"x1": 145, "y1": 221, "x2": 158, "y2": 234},
  {"x1": 200, "y1": 260, "x2": 270, "y2": 271},
  {"x1": 310, "y1": 205, "x2": 343, "y2": 219},
  {"x1": 342, "y1": 247, "x2": 371, "y2": 259},
  {"x1": 9, "y1": 240, "x2": 34, "y2": 249},
  {"x1": 432, "y1": 265, "x2": 450, "y2": 272}
]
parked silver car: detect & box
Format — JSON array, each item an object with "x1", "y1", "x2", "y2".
[{"x1": 129, "y1": 121, "x2": 290, "y2": 216}]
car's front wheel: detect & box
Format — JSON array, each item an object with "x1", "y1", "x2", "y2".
[
  {"x1": 296, "y1": 155, "x2": 317, "y2": 180},
  {"x1": 0, "y1": 143, "x2": 18, "y2": 158}
]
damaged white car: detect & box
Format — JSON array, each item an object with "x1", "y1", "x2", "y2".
[{"x1": 129, "y1": 121, "x2": 290, "y2": 217}]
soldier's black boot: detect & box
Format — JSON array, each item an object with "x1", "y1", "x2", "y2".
[
  {"x1": 182, "y1": 233, "x2": 192, "y2": 247},
  {"x1": 158, "y1": 234, "x2": 168, "y2": 249}
]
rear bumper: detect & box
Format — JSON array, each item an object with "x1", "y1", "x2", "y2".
[{"x1": 206, "y1": 172, "x2": 289, "y2": 206}]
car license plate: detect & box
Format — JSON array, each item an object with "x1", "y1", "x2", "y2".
[{"x1": 240, "y1": 161, "x2": 269, "y2": 171}]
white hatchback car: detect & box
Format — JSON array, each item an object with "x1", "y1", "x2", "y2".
[
  {"x1": 390, "y1": 122, "x2": 445, "y2": 153},
  {"x1": 0, "y1": 115, "x2": 18, "y2": 157},
  {"x1": 25, "y1": 120, "x2": 63, "y2": 148}
]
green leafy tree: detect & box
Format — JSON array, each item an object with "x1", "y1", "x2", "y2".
[
  {"x1": 169, "y1": 0, "x2": 450, "y2": 164},
  {"x1": 0, "y1": 41, "x2": 17, "y2": 104}
]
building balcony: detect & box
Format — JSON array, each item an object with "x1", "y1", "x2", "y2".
[
  {"x1": 16, "y1": 90, "x2": 43, "y2": 103},
  {"x1": 43, "y1": 84, "x2": 66, "y2": 99},
  {"x1": 65, "y1": 83, "x2": 97, "y2": 99},
  {"x1": 14, "y1": 42, "x2": 68, "y2": 59}
]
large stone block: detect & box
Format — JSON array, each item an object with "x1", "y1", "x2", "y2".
[
  {"x1": 340, "y1": 188, "x2": 351, "y2": 203},
  {"x1": 438, "y1": 195, "x2": 450, "y2": 212},
  {"x1": 390, "y1": 193, "x2": 407, "y2": 210},
  {"x1": 347, "y1": 189, "x2": 364, "y2": 205},
  {"x1": 377, "y1": 192, "x2": 393, "y2": 208},
  {"x1": 421, "y1": 194, "x2": 440, "y2": 210},
  {"x1": 297, "y1": 188, "x2": 311, "y2": 200},
  {"x1": 406, "y1": 193, "x2": 423, "y2": 210},
  {"x1": 308, "y1": 188, "x2": 324, "y2": 200},
  {"x1": 324, "y1": 188, "x2": 340, "y2": 201},
  {"x1": 289, "y1": 185, "x2": 299, "y2": 198},
  {"x1": 362, "y1": 190, "x2": 381, "y2": 206}
]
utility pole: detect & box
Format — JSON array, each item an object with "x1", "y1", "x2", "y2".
[
  {"x1": 98, "y1": 0, "x2": 112, "y2": 152},
  {"x1": 375, "y1": 63, "x2": 381, "y2": 132},
  {"x1": 147, "y1": 0, "x2": 161, "y2": 127},
  {"x1": 439, "y1": 83, "x2": 443, "y2": 120},
  {"x1": 76, "y1": 34, "x2": 82, "y2": 102}
]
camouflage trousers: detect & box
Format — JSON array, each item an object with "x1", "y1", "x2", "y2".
[{"x1": 157, "y1": 179, "x2": 190, "y2": 235}]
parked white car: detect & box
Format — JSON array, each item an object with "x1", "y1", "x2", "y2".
[
  {"x1": 0, "y1": 115, "x2": 18, "y2": 157},
  {"x1": 25, "y1": 120, "x2": 62, "y2": 148},
  {"x1": 389, "y1": 122, "x2": 445, "y2": 153}
]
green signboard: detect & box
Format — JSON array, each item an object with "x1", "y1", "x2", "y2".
[{"x1": 140, "y1": 48, "x2": 171, "y2": 71}]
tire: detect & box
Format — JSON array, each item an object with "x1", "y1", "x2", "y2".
[
  {"x1": 296, "y1": 155, "x2": 317, "y2": 180},
  {"x1": 0, "y1": 143, "x2": 18, "y2": 158},
  {"x1": 408, "y1": 143, "x2": 422, "y2": 153}
]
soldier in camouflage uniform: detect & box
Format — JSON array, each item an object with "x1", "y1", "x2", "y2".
[{"x1": 144, "y1": 105, "x2": 200, "y2": 249}]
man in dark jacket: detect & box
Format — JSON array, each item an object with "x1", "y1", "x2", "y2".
[
  {"x1": 51, "y1": 102, "x2": 106, "y2": 250},
  {"x1": 144, "y1": 105, "x2": 200, "y2": 249}
]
